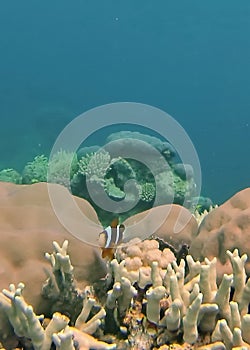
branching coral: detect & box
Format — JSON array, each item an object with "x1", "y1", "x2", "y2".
[
  {"x1": 0, "y1": 283, "x2": 70, "y2": 350},
  {"x1": 0, "y1": 241, "x2": 115, "y2": 350},
  {"x1": 98, "y1": 241, "x2": 250, "y2": 350},
  {"x1": 139, "y1": 182, "x2": 156, "y2": 203},
  {"x1": 1, "y1": 151, "x2": 78, "y2": 190},
  {"x1": 22, "y1": 155, "x2": 48, "y2": 184},
  {"x1": 0, "y1": 283, "x2": 115, "y2": 350},
  {"x1": 71, "y1": 130, "x2": 198, "y2": 224},
  {"x1": 0, "y1": 168, "x2": 22, "y2": 184},
  {"x1": 78, "y1": 150, "x2": 111, "y2": 182},
  {"x1": 47, "y1": 150, "x2": 78, "y2": 189},
  {"x1": 42, "y1": 240, "x2": 83, "y2": 316},
  {"x1": 2, "y1": 130, "x2": 199, "y2": 226},
  {"x1": 1, "y1": 238, "x2": 250, "y2": 350}
]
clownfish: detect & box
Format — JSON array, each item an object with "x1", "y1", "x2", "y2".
[{"x1": 99, "y1": 218, "x2": 125, "y2": 259}]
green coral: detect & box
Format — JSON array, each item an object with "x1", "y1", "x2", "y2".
[
  {"x1": 71, "y1": 132, "x2": 197, "y2": 224},
  {"x1": 104, "y1": 178, "x2": 125, "y2": 200},
  {"x1": 48, "y1": 150, "x2": 78, "y2": 189},
  {"x1": 22, "y1": 155, "x2": 48, "y2": 184},
  {"x1": 78, "y1": 150, "x2": 111, "y2": 182},
  {"x1": 107, "y1": 157, "x2": 136, "y2": 189},
  {"x1": 22, "y1": 151, "x2": 79, "y2": 188},
  {"x1": 172, "y1": 175, "x2": 189, "y2": 204},
  {"x1": 139, "y1": 182, "x2": 155, "y2": 202},
  {"x1": 0, "y1": 168, "x2": 22, "y2": 184}
]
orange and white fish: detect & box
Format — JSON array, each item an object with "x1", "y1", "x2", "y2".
[{"x1": 99, "y1": 218, "x2": 125, "y2": 259}]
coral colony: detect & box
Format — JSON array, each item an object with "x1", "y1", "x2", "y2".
[
  {"x1": 0, "y1": 131, "x2": 204, "y2": 227},
  {"x1": 0, "y1": 131, "x2": 250, "y2": 349},
  {"x1": 1, "y1": 229, "x2": 250, "y2": 349}
]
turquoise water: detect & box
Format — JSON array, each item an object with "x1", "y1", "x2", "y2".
[{"x1": 0, "y1": 0, "x2": 249, "y2": 203}]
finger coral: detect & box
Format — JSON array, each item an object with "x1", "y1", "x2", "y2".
[
  {"x1": 0, "y1": 241, "x2": 116, "y2": 350},
  {"x1": 1, "y1": 238, "x2": 250, "y2": 350},
  {"x1": 96, "y1": 240, "x2": 250, "y2": 350}
]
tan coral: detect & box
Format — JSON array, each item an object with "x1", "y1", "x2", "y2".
[
  {"x1": 116, "y1": 239, "x2": 176, "y2": 270},
  {"x1": 0, "y1": 182, "x2": 107, "y2": 313},
  {"x1": 123, "y1": 204, "x2": 198, "y2": 249},
  {"x1": 190, "y1": 188, "x2": 250, "y2": 280}
]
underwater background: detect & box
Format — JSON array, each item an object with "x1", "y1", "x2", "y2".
[{"x1": 0, "y1": 0, "x2": 249, "y2": 204}]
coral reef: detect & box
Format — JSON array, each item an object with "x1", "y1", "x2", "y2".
[
  {"x1": 0, "y1": 130, "x2": 199, "y2": 225},
  {"x1": 73, "y1": 131, "x2": 198, "y2": 224},
  {"x1": 1, "y1": 181, "x2": 250, "y2": 349},
  {"x1": 97, "y1": 242, "x2": 250, "y2": 350},
  {"x1": 0, "y1": 241, "x2": 115, "y2": 350},
  {"x1": 1, "y1": 238, "x2": 250, "y2": 350},
  {"x1": 0, "y1": 130, "x2": 215, "y2": 226},
  {"x1": 2, "y1": 150, "x2": 77, "y2": 188},
  {"x1": 190, "y1": 188, "x2": 250, "y2": 279},
  {"x1": 0, "y1": 182, "x2": 198, "y2": 308}
]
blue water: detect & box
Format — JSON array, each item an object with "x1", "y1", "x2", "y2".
[{"x1": 0, "y1": 0, "x2": 249, "y2": 204}]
